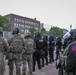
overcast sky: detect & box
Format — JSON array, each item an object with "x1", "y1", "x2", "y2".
[{"x1": 0, "y1": 0, "x2": 76, "y2": 31}]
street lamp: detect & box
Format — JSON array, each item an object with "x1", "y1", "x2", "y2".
[{"x1": 70, "y1": 25, "x2": 72, "y2": 30}]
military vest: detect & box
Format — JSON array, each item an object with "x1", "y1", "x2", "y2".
[
  {"x1": 10, "y1": 34, "x2": 23, "y2": 53},
  {"x1": 24, "y1": 38, "x2": 35, "y2": 54}
]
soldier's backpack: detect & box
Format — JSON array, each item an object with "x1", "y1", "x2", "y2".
[
  {"x1": 66, "y1": 42, "x2": 76, "y2": 74},
  {"x1": 24, "y1": 38, "x2": 35, "y2": 54},
  {"x1": 10, "y1": 35, "x2": 23, "y2": 53}
]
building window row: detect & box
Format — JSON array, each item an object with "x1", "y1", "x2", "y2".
[
  {"x1": 14, "y1": 18, "x2": 24, "y2": 23},
  {"x1": 20, "y1": 29, "x2": 29, "y2": 33},
  {"x1": 14, "y1": 23, "x2": 39, "y2": 30},
  {"x1": 25, "y1": 21, "x2": 39, "y2": 26},
  {"x1": 14, "y1": 18, "x2": 39, "y2": 27},
  {"x1": 25, "y1": 25, "x2": 30, "y2": 28}
]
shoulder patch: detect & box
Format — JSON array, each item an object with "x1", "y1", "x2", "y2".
[{"x1": 72, "y1": 46, "x2": 76, "y2": 52}]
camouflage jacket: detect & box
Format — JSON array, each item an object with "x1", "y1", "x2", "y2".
[
  {"x1": 24, "y1": 37, "x2": 36, "y2": 54},
  {"x1": 8, "y1": 34, "x2": 24, "y2": 53}
]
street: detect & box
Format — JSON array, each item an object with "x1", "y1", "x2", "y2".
[
  {"x1": 4, "y1": 52, "x2": 59, "y2": 75},
  {"x1": 4, "y1": 60, "x2": 58, "y2": 75}
]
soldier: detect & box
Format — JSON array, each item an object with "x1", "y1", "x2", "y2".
[
  {"x1": 7, "y1": 27, "x2": 24, "y2": 75},
  {"x1": 33, "y1": 32, "x2": 42, "y2": 71},
  {"x1": 48, "y1": 35, "x2": 55, "y2": 63},
  {"x1": 0, "y1": 27, "x2": 8, "y2": 75},
  {"x1": 56, "y1": 36, "x2": 62, "y2": 59},
  {"x1": 42, "y1": 34, "x2": 48, "y2": 66},
  {"x1": 22, "y1": 32, "x2": 36, "y2": 75}
]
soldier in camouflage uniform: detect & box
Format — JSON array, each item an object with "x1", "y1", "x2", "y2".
[
  {"x1": 0, "y1": 27, "x2": 8, "y2": 75},
  {"x1": 7, "y1": 27, "x2": 24, "y2": 75},
  {"x1": 22, "y1": 32, "x2": 36, "y2": 75}
]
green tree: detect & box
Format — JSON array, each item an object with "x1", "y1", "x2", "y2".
[
  {"x1": 29, "y1": 27, "x2": 36, "y2": 38},
  {"x1": 40, "y1": 28, "x2": 46, "y2": 36},
  {"x1": 0, "y1": 15, "x2": 8, "y2": 30},
  {"x1": 49, "y1": 26, "x2": 63, "y2": 38}
]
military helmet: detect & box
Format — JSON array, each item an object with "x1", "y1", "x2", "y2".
[
  {"x1": 35, "y1": 32, "x2": 40, "y2": 37},
  {"x1": 0, "y1": 27, "x2": 3, "y2": 33},
  {"x1": 56, "y1": 36, "x2": 61, "y2": 42},
  {"x1": 13, "y1": 27, "x2": 20, "y2": 34},
  {"x1": 42, "y1": 34, "x2": 48, "y2": 41},
  {"x1": 70, "y1": 29, "x2": 76, "y2": 39},
  {"x1": 25, "y1": 32, "x2": 31, "y2": 37},
  {"x1": 49, "y1": 34, "x2": 54, "y2": 41}
]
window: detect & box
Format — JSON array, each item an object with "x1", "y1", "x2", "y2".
[
  {"x1": 16, "y1": 23, "x2": 18, "y2": 27},
  {"x1": 14, "y1": 18, "x2": 17, "y2": 22},
  {"x1": 14, "y1": 23, "x2": 16, "y2": 27},
  {"x1": 21, "y1": 25, "x2": 24, "y2": 28},
  {"x1": 25, "y1": 25, "x2": 30, "y2": 28},
  {"x1": 25, "y1": 29, "x2": 29, "y2": 32},
  {"x1": 22, "y1": 20, "x2": 24, "y2": 23},
  {"x1": 17, "y1": 19, "x2": 19, "y2": 22},
  {"x1": 21, "y1": 29, "x2": 24, "y2": 32},
  {"x1": 18, "y1": 24, "x2": 20, "y2": 27},
  {"x1": 35, "y1": 27, "x2": 38, "y2": 30}
]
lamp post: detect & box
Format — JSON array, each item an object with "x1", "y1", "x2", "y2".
[{"x1": 70, "y1": 24, "x2": 72, "y2": 30}]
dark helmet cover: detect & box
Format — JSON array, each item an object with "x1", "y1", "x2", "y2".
[
  {"x1": 13, "y1": 27, "x2": 19, "y2": 34},
  {"x1": 35, "y1": 32, "x2": 40, "y2": 37}
]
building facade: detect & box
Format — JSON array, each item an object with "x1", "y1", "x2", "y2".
[{"x1": 5, "y1": 13, "x2": 42, "y2": 33}]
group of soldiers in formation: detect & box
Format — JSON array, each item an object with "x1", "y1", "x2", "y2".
[{"x1": 0, "y1": 26, "x2": 76, "y2": 75}]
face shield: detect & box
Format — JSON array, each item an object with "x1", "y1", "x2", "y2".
[{"x1": 63, "y1": 32, "x2": 71, "y2": 40}]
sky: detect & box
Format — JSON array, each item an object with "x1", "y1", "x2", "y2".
[{"x1": 0, "y1": 0, "x2": 76, "y2": 31}]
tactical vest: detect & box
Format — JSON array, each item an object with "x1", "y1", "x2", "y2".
[
  {"x1": 10, "y1": 35, "x2": 23, "y2": 53},
  {"x1": 24, "y1": 38, "x2": 35, "y2": 54}
]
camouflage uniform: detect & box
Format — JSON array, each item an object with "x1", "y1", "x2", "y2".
[
  {"x1": 7, "y1": 33, "x2": 24, "y2": 75},
  {"x1": 22, "y1": 32, "x2": 36, "y2": 75},
  {"x1": 0, "y1": 27, "x2": 8, "y2": 75}
]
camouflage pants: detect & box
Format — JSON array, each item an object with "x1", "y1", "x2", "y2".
[
  {"x1": 8, "y1": 59, "x2": 21, "y2": 75},
  {"x1": 22, "y1": 54, "x2": 33, "y2": 75},
  {"x1": 0, "y1": 61, "x2": 4, "y2": 75}
]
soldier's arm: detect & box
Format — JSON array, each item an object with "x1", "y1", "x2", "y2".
[
  {"x1": 3, "y1": 38, "x2": 9, "y2": 52},
  {"x1": 22, "y1": 39, "x2": 27, "y2": 54}
]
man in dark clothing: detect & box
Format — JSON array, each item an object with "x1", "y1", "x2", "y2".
[
  {"x1": 48, "y1": 35, "x2": 55, "y2": 63},
  {"x1": 33, "y1": 32, "x2": 42, "y2": 71},
  {"x1": 42, "y1": 34, "x2": 48, "y2": 66},
  {"x1": 65, "y1": 29, "x2": 76, "y2": 75},
  {"x1": 56, "y1": 36, "x2": 62, "y2": 59}
]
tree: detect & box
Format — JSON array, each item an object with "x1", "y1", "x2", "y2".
[
  {"x1": 0, "y1": 15, "x2": 8, "y2": 30},
  {"x1": 29, "y1": 27, "x2": 36, "y2": 38},
  {"x1": 49, "y1": 26, "x2": 63, "y2": 38},
  {"x1": 40, "y1": 28, "x2": 46, "y2": 36}
]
